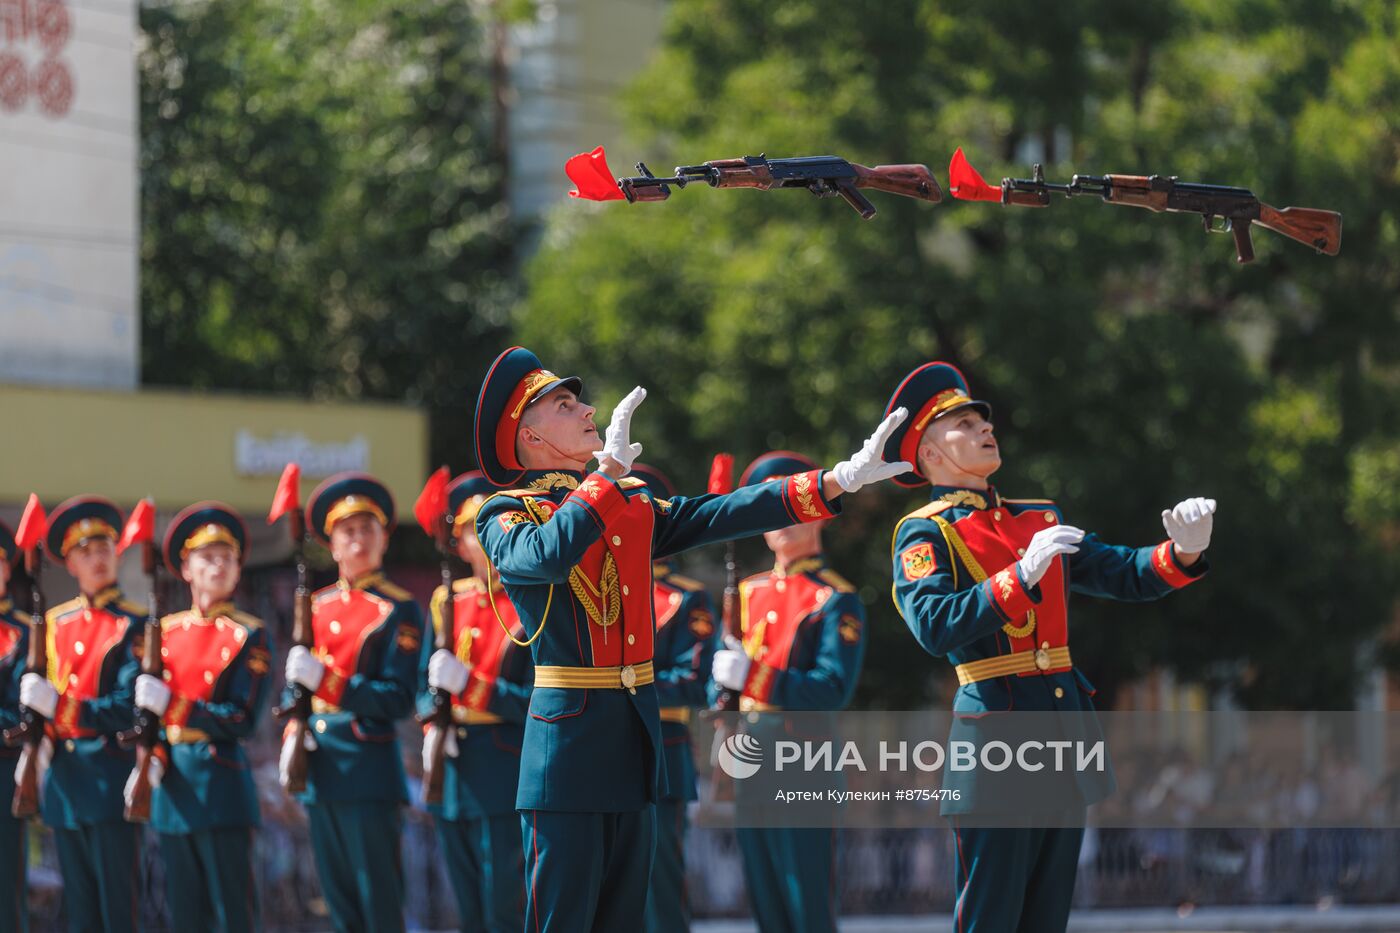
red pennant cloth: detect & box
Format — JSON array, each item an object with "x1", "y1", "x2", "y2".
[
  {"x1": 707, "y1": 453, "x2": 735, "y2": 495},
  {"x1": 15, "y1": 494, "x2": 47, "y2": 552},
  {"x1": 268, "y1": 463, "x2": 302, "y2": 524},
  {"x1": 566, "y1": 146, "x2": 625, "y2": 201},
  {"x1": 949, "y1": 147, "x2": 1003, "y2": 202},
  {"x1": 119, "y1": 498, "x2": 156, "y2": 553},
  {"x1": 414, "y1": 466, "x2": 451, "y2": 537}
]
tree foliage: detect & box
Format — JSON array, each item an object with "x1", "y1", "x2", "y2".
[{"x1": 520, "y1": 0, "x2": 1400, "y2": 708}]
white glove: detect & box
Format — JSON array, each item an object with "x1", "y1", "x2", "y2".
[
  {"x1": 712, "y1": 636, "x2": 752, "y2": 692},
  {"x1": 1017, "y1": 524, "x2": 1085, "y2": 588},
  {"x1": 14, "y1": 736, "x2": 53, "y2": 785},
  {"x1": 592, "y1": 386, "x2": 646, "y2": 472},
  {"x1": 427, "y1": 649, "x2": 470, "y2": 695},
  {"x1": 135, "y1": 674, "x2": 171, "y2": 716},
  {"x1": 278, "y1": 728, "x2": 318, "y2": 789},
  {"x1": 421, "y1": 725, "x2": 461, "y2": 774},
  {"x1": 122, "y1": 756, "x2": 164, "y2": 809},
  {"x1": 1162, "y1": 497, "x2": 1216, "y2": 554},
  {"x1": 829, "y1": 408, "x2": 914, "y2": 494},
  {"x1": 285, "y1": 646, "x2": 325, "y2": 692},
  {"x1": 19, "y1": 673, "x2": 58, "y2": 720}
]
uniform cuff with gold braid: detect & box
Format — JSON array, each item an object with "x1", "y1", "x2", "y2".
[
  {"x1": 742, "y1": 661, "x2": 780, "y2": 704},
  {"x1": 564, "y1": 472, "x2": 627, "y2": 529},
  {"x1": 314, "y1": 666, "x2": 350, "y2": 706},
  {"x1": 1150, "y1": 540, "x2": 1206, "y2": 589},
  {"x1": 783, "y1": 470, "x2": 837, "y2": 523},
  {"x1": 984, "y1": 564, "x2": 1040, "y2": 621},
  {"x1": 164, "y1": 693, "x2": 195, "y2": 729}
]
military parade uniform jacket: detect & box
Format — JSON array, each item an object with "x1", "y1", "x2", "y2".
[
  {"x1": 475, "y1": 467, "x2": 840, "y2": 813},
  {"x1": 891, "y1": 485, "x2": 1207, "y2": 814},
  {"x1": 650, "y1": 563, "x2": 717, "y2": 803},
  {"x1": 41, "y1": 586, "x2": 146, "y2": 828},
  {"x1": 285, "y1": 573, "x2": 424, "y2": 805},
  {"x1": 151, "y1": 603, "x2": 272, "y2": 834},
  {"x1": 0, "y1": 597, "x2": 30, "y2": 807},
  {"x1": 417, "y1": 576, "x2": 534, "y2": 820}
]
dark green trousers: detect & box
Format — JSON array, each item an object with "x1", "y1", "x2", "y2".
[
  {"x1": 521, "y1": 807, "x2": 655, "y2": 933},
  {"x1": 53, "y1": 822, "x2": 140, "y2": 933},
  {"x1": 436, "y1": 813, "x2": 524, "y2": 933},
  {"x1": 0, "y1": 814, "x2": 26, "y2": 933},
  {"x1": 736, "y1": 826, "x2": 838, "y2": 933},
  {"x1": 159, "y1": 828, "x2": 260, "y2": 932},
  {"x1": 306, "y1": 801, "x2": 404, "y2": 933},
  {"x1": 949, "y1": 820, "x2": 1085, "y2": 933},
  {"x1": 644, "y1": 800, "x2": 689, "y2": 933}
]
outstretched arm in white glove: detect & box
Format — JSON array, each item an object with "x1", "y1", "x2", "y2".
[
  {"x1": 1018, "y1": 524, "x2": 1086, "y2": 588},
  {"x1": 825, "y1": 408, "x2": 914, "y2": 498},
  {"x1": 593, "y1": 386, "x2": 647, "y2": 478},
  {"x1": 1162, "y1": 497, "x2": 1216, "y2": 565}
]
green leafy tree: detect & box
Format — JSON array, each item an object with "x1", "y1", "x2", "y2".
[{"x1": 520, "y1": 0, "x2": 1400, "y2": 708}]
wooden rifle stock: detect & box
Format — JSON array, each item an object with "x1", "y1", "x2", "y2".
[
  {"x1": 120, "y1": 540, "x2": 163, "y2": 823},
  {"x1": 5, "y1": 546, "x2": 47, "y2": 819},
  {"x1": 852, "y1": 163, "x2": 942, "y2": 204},
  {"x1": 420, "y1": 512, "x2": 456, "y2": 807},
  {"x1": 272, "y1": 511, "x2": 313, "y2": 794},
  {"x1": 1256, "y1": 204, "x2": 1342, "y2": 256}
]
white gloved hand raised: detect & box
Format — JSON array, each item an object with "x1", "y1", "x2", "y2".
[
  {"x1": 829, "y1": 408, "x2": 914, "y2": 494},
  {"x1": 284, "y1": 645, "x2": 325, "y2": 692},
  {"x1": 1017, "y1": 524, "x2": 1085, "y2": 588},
  {"x1": 427, "y1": 649, "x2": 470, "y2": 695},
  {"x1": 712, "y1": 636, "x2": 752, "y2": 692},
  {"x1": 1162, "y1": 497, "x2": 1216, "y2": 554},
  {"x1": 592, "y1": 386, "x2": 647, "y2": 473},
  {"x1": 19, "y1": 673, "x2": 58, "y2": 720},
  {"x1": 135, "y1": 674, "x2": 171, "y2": 716}
]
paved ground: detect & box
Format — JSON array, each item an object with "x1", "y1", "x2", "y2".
[{"x1": 692, "y1": 905, "x2": 1400, "y2": 932}]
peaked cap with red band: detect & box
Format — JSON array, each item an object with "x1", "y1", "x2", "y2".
[
  {"x1": 45, "y1": 496, "x2": 123, "y2": 562},
  {"x1": 163, "y1": 501, "x2": 248, "y2": 574},
  {"x1": 626, "y1": 462, "x2": 678, "y2": 500},
  {"x1": 305, "y1": 472, "x2": 397, "y2": 544},
  {"x1": 882, "y1": 362, "x2": 992, "y2": 488},
  {"x1": 474, "y1": 346, "x2": 584, "y2": 488},
  {"x1": 740, "y1": 451, "x2": 821, "y2": 487}
]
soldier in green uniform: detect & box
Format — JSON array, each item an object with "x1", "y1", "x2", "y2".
[
  {"x1": 19, "y1": 498, "x2": 146, "y2": 933},
  {"x1": 133, "y1": 502, "x2": 272, "y2": 932},
  {"x1": 417, "y1": 471, "x2": 533, "y2": 932},
  {"x1": 279, "y1": 472, "x2": 425, "y2": 933},
  {"x1": 0, "y1": 520, "x2": 32, "y2": 933},
  {"x1": 627, "y1": 464, "x2": 719, "y2": 933},
  {"x1": 470, "y1": 346, "x2": 909, "y2": 933},
  {"x1": 711, "y1": 452, "x2": 869, "y2": 933}
]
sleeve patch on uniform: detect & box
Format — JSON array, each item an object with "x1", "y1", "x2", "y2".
[
  {"x1": 396, "y1": 624, "x2": 421, "y2": 653},
  {"x1": 901, "y1": 542, "x2": 936, "y2": 580},
  {"x1": 839, "y1": 615, "x2": 862, "y2": 644},
  {"x1": 497, "y1": 511, "x2": 529, "y2": 532},
  {"x1": 689, "y1": 610, "x2": 714, "y2": 638}
]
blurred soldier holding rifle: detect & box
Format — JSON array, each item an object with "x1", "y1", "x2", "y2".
[
  {"x1": 278, "y1": 472, "x2": 424, "y2": 933},
  {"x1": 133, "y1": 502, "x2": 272, "y2": 932},
  {"x1": 18, "y1": 497, "x2": 145, "y2": 933},
  {"x1": 415, "y1": 470, "x2": 533, "y2": 932},
  {"x1": 0, "y1": 517, "x2": 34, "y2": 933}
]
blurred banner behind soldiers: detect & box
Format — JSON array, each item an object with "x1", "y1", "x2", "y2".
[
  {"x1": 280, "y1": 473, "x2": 425, "y2": 933},
  {"x1": 712, "y1": 452, "x2": 868, "y2": 933},
  {"x1": 417, "y1": 471, "x2": 533, "y2": 932}
]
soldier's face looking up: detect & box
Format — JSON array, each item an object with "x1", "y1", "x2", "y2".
[
  {"x1": 516, "y1": 387, "x2": 599, "y2": 468},
  {"x1": 65, "y1": 537, "x2": 118, "y2": 595},
  {"x1": 183, "y1": 542, "x2": 241, "y2": 603},
  {"x1": 918, "y1": 409, "x2": 1001, "y2": 484},
  {"x1": 329, "y1": 513, "x2": 389, "y2": 580}
]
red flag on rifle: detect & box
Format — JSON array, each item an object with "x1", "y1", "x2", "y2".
[
  {"x1": 566, "y1": 146, "x2": 625, "y2": 201},
  {"x1": 268, "y1": 463, "x2": 301, "y2": 525},
  {"x1": 708, "y1": 453, "x2": 735, "y2": 496},
  {"x1": 118, "y1": 498, "x2": 155, "y2": 553},
  {"x1": 949, "y1": 147, "x2": 1002, "y2": 202},
  {"x1": 15, "y1": 494, "x2": 46, "y2": 552},
  {"x1": 414, "y1": 467, "x2": 451, "y2": 537}
]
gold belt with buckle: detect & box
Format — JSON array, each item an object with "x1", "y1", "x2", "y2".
[
  {"x1": 452, "y1": 708, "x2": 505, "y2": 725},
  {"x1": 955, "y1": 646, "x2": 1072, "y2": 686},
  {"x1": 533, "y1": 660, "x2": 655, "y2": 693},
  {"x1": 659, "y1": 706, "x2": 692, "y2": 724}
]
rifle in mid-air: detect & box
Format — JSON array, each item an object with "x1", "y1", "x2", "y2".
[
  {"x1": 566, "y1": 146, "x2": 941, "y2": 219},
  {"x1": 4, "y1": 495, "x2": 48, "y2": 819},
  {"x1": 950, "y1": 149, "x2": 1341, "y2": 263}
]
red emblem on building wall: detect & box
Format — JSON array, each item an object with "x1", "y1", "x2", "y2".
[{"x1": 0, "y1": 0, "x2": 74, "y2": 118}]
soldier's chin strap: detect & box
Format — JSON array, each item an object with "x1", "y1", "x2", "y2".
[{"x1": 928, "y1": 435, "x2": 977, "y2": 479}]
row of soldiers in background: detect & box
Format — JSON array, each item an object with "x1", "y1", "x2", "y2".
[{"x1": 0, "y1": 449, "x2": 863, "y2": 933}]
